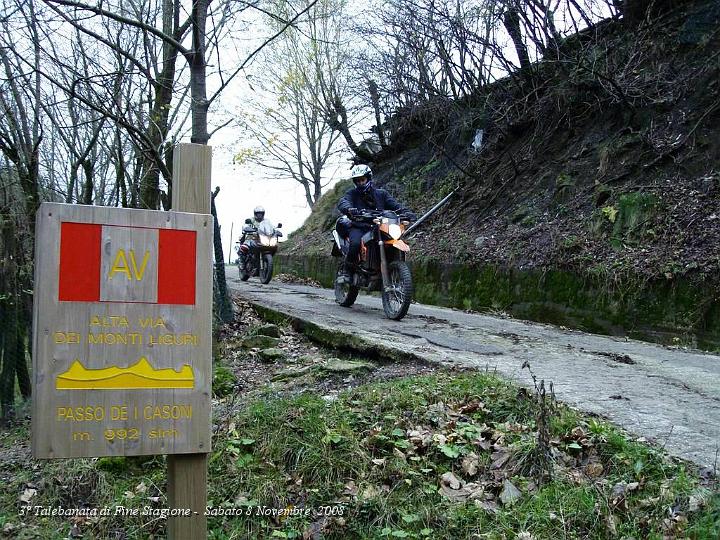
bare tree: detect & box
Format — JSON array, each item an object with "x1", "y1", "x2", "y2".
[
  {"x1": 0, "y1": 4, "x2": 42, "y2": 420},
  {"x1": 237, "y1": 0, "x2": 350, "y2": 206}
]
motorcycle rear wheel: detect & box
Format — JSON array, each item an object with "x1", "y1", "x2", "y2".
[
  {"x1": 335, "y1": 264, "x2": 358, "y2": 307},
  {"x1": 382, "y1": 261, "x2": 413, "y2": 320},
  {"x1": 260, "y1": 254, "x2": 274, "y2": 284}
]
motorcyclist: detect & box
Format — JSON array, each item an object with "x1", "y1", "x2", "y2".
[
  {"x1": 335, "y1": 164, "x2": 416, "y2": 284},
  {"x1": 239, "y1": 206, "x2": 272, "y2": 263}
]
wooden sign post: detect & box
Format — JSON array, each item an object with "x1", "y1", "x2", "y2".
[
  {"x1": 167, "y1": 143, "x2": 212, "y2": 539},
  {"x1": 32, "y1": 144, "x2": 213, "y2": 539}
]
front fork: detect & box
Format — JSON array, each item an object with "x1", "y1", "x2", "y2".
[{"x1": 378, "y1": 240, "x2": 391, "y2": 292}]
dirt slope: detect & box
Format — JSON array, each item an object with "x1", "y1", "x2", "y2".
[{"x1": 285, "y1": 1, "x2": 720, "y2": 284}]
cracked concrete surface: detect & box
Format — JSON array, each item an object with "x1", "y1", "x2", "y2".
[{"x1": 227, "y1": 273, "x2": 720, "y2": 469}]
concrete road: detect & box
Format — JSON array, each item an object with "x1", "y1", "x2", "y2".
[{"x1": 227, "y1": 270, "x2": 720, "y2": 469}]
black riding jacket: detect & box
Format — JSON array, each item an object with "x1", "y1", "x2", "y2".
[{"x1": 337, "y1": 187, "x2": 414, "y2": 219}]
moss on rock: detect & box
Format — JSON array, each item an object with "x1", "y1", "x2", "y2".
[{"x1": 273, "y1": 254, "x2": 720, "y2": 351}]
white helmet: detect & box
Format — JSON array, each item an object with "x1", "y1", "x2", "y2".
[
  {"x1": 350, "y1": 164, "x2": 372, "y2": 180},
  {"x1": 253, "y1": 206, "x2": 265, "y2": 221},
  {"x1": 350, "y1": 164, "x2": 373, "y2": 192}
]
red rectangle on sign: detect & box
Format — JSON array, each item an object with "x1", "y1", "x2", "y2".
[
  {"x1": 58, "y1": 223, "x2": 102, "y2": 302},
  {"x1": 157, "y1": 229, "x2": 196, "y2": 305}
]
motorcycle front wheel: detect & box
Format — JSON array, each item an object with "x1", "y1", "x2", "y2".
[
  {"x1": 382, "y1": 261, "x2": 413, "y2": 320},
  {"x1": 260, "y1": 254, "x2": 274, "y2": 284},
  {"x1": 239, "y1": 258, "x2": 250, "y2": 281},
  {"x1": 334, "y1": 264, "x2": 358, "y2": 307}
]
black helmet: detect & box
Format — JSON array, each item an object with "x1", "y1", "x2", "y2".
[{"x1": 253, "y1": 206, "x2": 265, "y2": 221}]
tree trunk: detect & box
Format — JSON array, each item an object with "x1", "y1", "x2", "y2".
[
  {"x1": 326, "y1": 96, "x2": 373, "y2": 162},
  {"x1": 0, "y1": 220, "x2": 17, "y2": 423},
  {"x1": 189, "y1": 0, "x2": 210, "y2": 145},
  {"x1": 81, "y1": 159, "x2": 93, "y2": 204},
  {"x1": 16, "y1": 323, "x2": 29, "y2": 400},
  {"x1": 368, "y1": 79, "x2": 386, "y2": 148},
  {"x1": 0, "y1": 305, "x2": 17, "y2": 423},
  {"x1": 211, "y1": 188, "x2": 233, "y2": 323},
  {"x1": 503, "y1": 7, "x2": 532, "y2": 73},
  {"x1": 139, "y1": 0, "x2": 180, "y2": 209}
]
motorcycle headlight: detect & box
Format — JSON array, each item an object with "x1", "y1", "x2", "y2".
[
  {"x1": 388, "y1": 224, "x2": 402, "y2": 240},
  {"x1": 259, "y1": 235, "x2": 277, "y2": 247}
]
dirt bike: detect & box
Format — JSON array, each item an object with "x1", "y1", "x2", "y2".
[
  {"x1": 331, "y1": 209, "x2": 415, "y2": 320},
  {"x1": 236, "y1": 220, "x2": 283, "y2": 284}
]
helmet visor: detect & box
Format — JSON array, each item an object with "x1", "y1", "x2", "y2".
[{"x1": 353, "y1": 176, "x2": 369, "y2": 187}]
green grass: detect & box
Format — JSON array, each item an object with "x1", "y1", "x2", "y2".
[
  {"x1": 1, "y1": 373, "x2": 718, "y2": 539},
  {"x1": 205, "y1": 373, "x2": 719, "y2": 539}
]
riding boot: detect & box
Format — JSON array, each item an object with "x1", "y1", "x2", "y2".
[{"x1": 336, "y1": 260, "x2": 353, "y2": 285}]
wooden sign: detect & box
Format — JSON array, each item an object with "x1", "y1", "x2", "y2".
[{"x1": 32, "y1": 203, "x2": 213, "y2": 459}]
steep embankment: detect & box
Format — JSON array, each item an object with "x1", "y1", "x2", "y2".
[{"x1": 281, "y1": 2, "x2": 720, "y2": 348}]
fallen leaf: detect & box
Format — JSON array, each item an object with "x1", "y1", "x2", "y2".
[
  {"x1": 361, "y1": 485, "x2": 381, "y2": 499},
  {"x1": 474, "y1": 437, "x2": 492, "y2": 451},
  {"x1": 491, "y1": 450, "x2": 511, "y2": 469},
  {"x1": 605, "y1": 513, "x2": 618, "y2": 536},
  {"x1": 408, "y1": 429, "x2": 432, "y2": 448},
  {"x1": 439, "y1": 480, "x2": 483, "y2": 503},
  {"x1": 584, "y1": 462, "x2": 604, "y2": 478},
  {"x1": 611, "y1": 482, "x2": 627, "y2": 498},
  {"x1": 474, "y1": 499, "x2": 499, "y2": 514},
  {"x1": 464, "y1": 482, "x2": 485, "y2": 500},
  {"x1": 371, "y1": 458, "x2": 386, "y2": 466},
  {"x1": 462, "y1": 453, "x2": 480, "y2": 476},
  {"x1": 688, "y1": 487, "x2": 712, "y2": 512},
  {"x1": 20, "y1": 488, "x2": 37, "y2": 503},
  {"x1": 459, "y1": 399, "x2": 487, "y2": 414},
  {"x1": 499, "y1": 479, "x2": 522, "y2": 506},
  {"x1": 440, "y1": 471, "x2": 463, "y2": 490}
]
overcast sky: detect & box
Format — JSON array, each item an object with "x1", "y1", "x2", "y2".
[{"x1": 211, "y1": 141, "x2": 349, "y2": 262}]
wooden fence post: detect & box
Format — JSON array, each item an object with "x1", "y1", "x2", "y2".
[{"x1": 167, "y1": 143, "x2": 212, "y2": 539}]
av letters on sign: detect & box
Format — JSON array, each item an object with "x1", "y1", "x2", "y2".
[{"x1": 58, "y1": 223, "x2": 197, "y2": 304}]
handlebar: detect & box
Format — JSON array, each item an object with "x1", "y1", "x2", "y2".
[
  {"x1": 239, "y1": 226, "x2": 282, "y2": 239},
  {"x1": 348, "y1": 209, "x2": 416, "y2": 223}
]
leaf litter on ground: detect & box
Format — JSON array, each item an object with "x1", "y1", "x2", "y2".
[{"x1": 1, "y1": 299, "x2": 718, "y2": 539}]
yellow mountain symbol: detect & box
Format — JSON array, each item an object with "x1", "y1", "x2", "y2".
[{"x1": 56, "y1": 357, "x2": 194, "y2": 390}]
